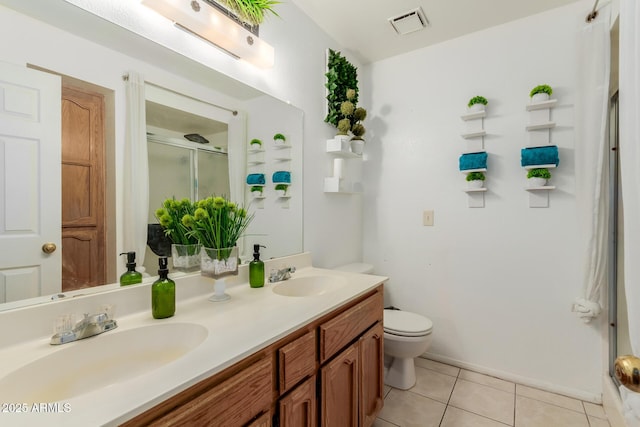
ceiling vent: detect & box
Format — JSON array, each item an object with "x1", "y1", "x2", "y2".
[{"x1": 389, "y1": 7, "x2": 429, "y2": 35}]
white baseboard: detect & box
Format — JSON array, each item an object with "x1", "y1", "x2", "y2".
[
  {"x1": 421, "y1": 352, "x2": 602, "y2": 403},
  {"x1": 603, "y1": 375, "x2": 628, "y2": 427}
]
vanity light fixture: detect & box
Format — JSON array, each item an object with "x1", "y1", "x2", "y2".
[{"x1": 141, "y1": 0, "x2": 275, "y2": 68}]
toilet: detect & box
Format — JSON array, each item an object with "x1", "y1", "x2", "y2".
[{"x1": 335, "y1": 263, "x2": 434, "y2": 390}]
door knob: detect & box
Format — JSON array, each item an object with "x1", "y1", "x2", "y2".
[
  {"x1": 615, "y1": 355, "x2": 640, "y2": 393},
  {"x1": 42, "y1": 243, "x2": 57, "y2": 254}
]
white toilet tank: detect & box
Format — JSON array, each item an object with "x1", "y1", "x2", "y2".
[{"x1": 334, "y1": 263, "x2": 374, "y2": 274}]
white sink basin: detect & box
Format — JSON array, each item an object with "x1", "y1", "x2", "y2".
[
  {"x1": 272, "y1": 275, "x2": 346, "y2": 297},
  {"x1": 0, "y1": 322, "x2": 208, "y2": 403}
]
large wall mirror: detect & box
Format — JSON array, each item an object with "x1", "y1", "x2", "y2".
[{"x1": 0, "y1": 1, "x2": 303, "y2": 311}]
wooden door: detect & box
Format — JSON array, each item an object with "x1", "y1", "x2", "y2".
[
  {"x1": 279, "y1": 375, "x2": 317, "y2": 427},
  {"x1": 320, "y1": 343, "x2": 359, "y2": 427},
  {"x1": 61, "y1": 85, "x2": 105, "y2": 291},
  {"x1": 359, "y1": 322, "x2": 384, "y2": 427},
  {"x1": 0, "y1": 61, "x2": 61, "y2": 303}
]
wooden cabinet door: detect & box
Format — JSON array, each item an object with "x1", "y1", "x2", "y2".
[
  {"x1": 320, "y1": 343, "x2": 359, "y2": 427},
  {"x1": 279, "y1": 375, "x2": 317, "y2": 427},
  {"x1": 359, "y1": 322, "x2": 384, "y2": 427}
]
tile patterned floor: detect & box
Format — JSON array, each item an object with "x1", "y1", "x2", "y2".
[{"x1": 374, "y1": 358, "x2": 611, "y2": 427}]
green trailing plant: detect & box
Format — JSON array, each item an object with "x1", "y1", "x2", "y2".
[
  {"x1": 273, "y1": 133, "x2": 286, "y2": 142},
  {"x1": 529, "y1": 84, "x2": 553, "y2": 98},
  {"x1": 250, "y1": 138, "x2": 262, "y2": 147},
  {"x1": 467, "y1": 96, "x2": 488, "y2": 108},
  {"x1": 527, "y1": 168, "x2": 552, "y2": 179},
  {"x1": 250, "y1": 185, "x2": 263, "y2": 193},
  {"x1": 325, "y1": 49, "x2": 358, "y2": 127},
  {"x1": 155, "y1": 198, "x2": 199, "y2": 245},
  {"x1": 215, "y1": 0, "x2": 280, "y2": 26},
  {"x1": 466, "y1": 172, "x2": 486, "y2": 181},
  {"x1": 181, "y1": 196, "x2": 254, "y2": 257},
  {"x1": 275, "y1": 183, "x2": 289, "y2": 192}
]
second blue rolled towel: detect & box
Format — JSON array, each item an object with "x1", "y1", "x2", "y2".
[
  {"x1": 272, "y1": 171, "x2": 291, "y2": 183},
  {"x1": 459, "y1": 152, "x2": 487, "y2": 171},
  {"x1": 521, "y1": 146, "x2": 559, "y2": 167},
  {"x1": 246, "y1": 173, "x2": 265, "y2": 185}
]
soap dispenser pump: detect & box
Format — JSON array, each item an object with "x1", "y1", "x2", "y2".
[
  {"x1": 152, "y1": 257, "x2": 175, "y2": 319},
  {"x1": 119, "y1": 251, "x2": 142, "y2": 286},
  {"x1": 249, "y1": 244, "x2": 266, "y2": 288}
]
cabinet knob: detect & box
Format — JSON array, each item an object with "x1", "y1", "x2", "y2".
[{"x1": 42, "y1": 243, "x2": 57, "y2": 254}]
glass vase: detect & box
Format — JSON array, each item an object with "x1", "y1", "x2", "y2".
[
  {"x1": 171, "y1": 243, "x2": 202, "y2": 272},
  {"x1": 200, "y1": 246, "x2": 239, "y2": 302}
]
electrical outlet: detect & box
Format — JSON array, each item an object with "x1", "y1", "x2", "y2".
[{"x1": 423, "y1": 210, "x2": 434, "y2": 226}]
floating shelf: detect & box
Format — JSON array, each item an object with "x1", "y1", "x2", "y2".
[
  {"x1": 274, "y1": 157, "x2": 292, "y2": 161},
  {"x1": 273, "y1": 144, "x2": 292, "y2": 150},
  {"x1": 523, "y1": 164, "x2": 557, "y2": 170},
  {"x1": 248, "y1": 160, "x2": 265, "y2": 166},
  {"x1": 463, "y1": 188, "x2": 487, "y2": 193},
  {"x1": 460, "y1": 168, "x2": 487, "y2": 174},
  {"x1": 323, "y1": 177, "x2": 363, "y2": 194},
  {"x1": 248, "y1": 148, "x2": 265, "y2": 153},
  {"x1": 526, "y1": 122, "x2": 556, "y2": 131},
  {"x1": 461, "y1": 130, "x2": 487, "y2": 139},
  {"x1": 525, "y1": 186, "x2": 556, "y2": 191},
  {"x1": 460, "y1": 110, "x2": 487, "y2": 121},
  {"x1": 326, "y1": 147, "x2": 361, "y2": 158},
  {"x1": 526, "y1": 99, "x2": 557, "y2": 111}
]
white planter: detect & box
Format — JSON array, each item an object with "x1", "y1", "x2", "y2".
[
  {"x1": 252, "y1": 191, "x2": 263, "y2": 197},
  {"x1": 350, "y1": 139, "x2": 364, "y2": 155},
  {"x1": 528, "y1": 177, "x2": 548, "y2": 187},
  {"x1": 468, "y1": 103, "x2": 485, "y2": 112},
  {"x1": 531, "y1": 93, "x2": 550, "y2": 103},
  {"x1": 335, "y1": 134, "x2": 350, "y2": 151},
  {"x1": 276, "y1": 189, "x2": 288, "y2": 197},
  {"x1": 250, "y1": 144, "x2": 262, "y2": 150},
  {"x1": 467, "y1": 179, "x2": 484, "y2": 189}
]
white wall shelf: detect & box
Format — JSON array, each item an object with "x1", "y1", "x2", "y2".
[
  {"x1": 526, "y1": 122, "x2": 556, "y2": 131},
  {"x1": 463, "y1": 188, "x2": 487, "y2": 193},
  {"x1": 460, "y1": 103, "x2": 487, "y2": 209},
  {"x1": 273, "y1": 144, "x2": 292, "y2": 150},
  {"x1": 523, "y1": 164, "x2": 557, "y2": 170},
  {"x1": 273, "y1": 156, "x2": 292, "y2": 161},
  {"x1": 326, "y1": 147, "x2": 361, "y2": 158},
  {"x1": 461, "y1": 130, "x2": 487, "y2": 139},
  {"x1": 526, "y1": 99, "x2": 557, "y2": 111},
  {"x1": 460, "y1": 110, "x2": 486, "y2": 121},
  {"x1": 248, "y1": 160, "x2": 265, "y2": 166},
  {"x1": 248, "y1": 148, "x2": 265, "y2": 153},
  {"x1": 460, "y1": 168, "x2": 487, "y2": 174},
  {"x1": 525, "y1": 186, "x2": 556, "y2": 191},
  {"x1": 324, "y1": 138, "x2": 362, "y2": 194}
]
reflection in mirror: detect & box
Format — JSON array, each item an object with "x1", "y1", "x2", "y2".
[{"x1": 0, "y1": 3, "x2": 304, "y2": 312}]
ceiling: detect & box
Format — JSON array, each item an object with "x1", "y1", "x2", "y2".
[{"x1": 290, "y1": 0, "x2": 582, "y2": 64}]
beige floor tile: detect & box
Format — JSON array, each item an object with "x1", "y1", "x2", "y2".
[
  {"x1": 459, "y1": 369, "x2": 515, "y2": 394},
  {"x1": 441, "y1": 406, "x2": 512, "y2": 427},
  {"x1": 515, "y1": 395, "x2": 589, "y2": 427},
  {"x1": 384, "y1": 385, "x2": 392, "y2": 398},
  {"x1": 516, "y1": 385, "x2": 584, "y2": 412},
  {"x1": 588, "y1": 415, "x2": 611, "y2": 427},
  {"x1": 378, "y1": 389, "x2": 447, "y2": 427},
  {"x1": 409, "y1": 366, "x2": 457, "y2": 403},
  {"x1": 449, "y1": 379, "x2": 515, "y2": 425},
  {"x1": 373, "y1": 418, "x2": 399, "y2": 427},
  {"x1": 583, "y1": 401, "x2": 607, "y2": 419},
  {"x1": 415, "y1": 357, "x2": 461, "y2": 377}
]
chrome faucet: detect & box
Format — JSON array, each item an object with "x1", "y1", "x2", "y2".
[
  {"x1": 50, "y1": 310, "x2": 118, "y2": 345},
  {"x1": 269, "y1": 266, "x2": 296, "y2": 283}
]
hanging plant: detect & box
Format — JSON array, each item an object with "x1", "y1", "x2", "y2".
[
  {"x1": 325, "y1": 49, "x2": 359, "y2": 127},
  {"x1": 214, "y1": 0, "x2": 280, "y2": 26}
]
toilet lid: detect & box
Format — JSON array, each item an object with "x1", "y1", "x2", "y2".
[{"x1": 384, "y1": 309, "x2": 433, "y2": 337}]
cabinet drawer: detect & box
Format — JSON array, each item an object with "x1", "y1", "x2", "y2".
[
  {"x1": 319, "y1": 290, "x2": 383, "y2": 364},
  {"x1": 152, "y1": 356, "x2": 273, "y2": 426},
  {"x1": 279, "y1": 330, "x2": 316, "y2": 393}
]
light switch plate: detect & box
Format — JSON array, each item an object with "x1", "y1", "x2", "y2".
[{"x1": 423, "y1": 210, "x2": 434, "y2": 226}]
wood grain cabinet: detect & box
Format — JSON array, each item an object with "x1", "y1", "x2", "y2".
[{"x1": 123, "y1": 286, "x2": 383, "y2": 427}]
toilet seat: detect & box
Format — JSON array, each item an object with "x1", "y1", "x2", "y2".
[{"x1": 384, "y1": 309, "x2": 433, "y2": 337}]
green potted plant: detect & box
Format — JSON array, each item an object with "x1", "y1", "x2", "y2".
[
  {"x1": 249, "y1": 138, "x2": 262, "y2": 149},
  {"x1": 467, "y1": 96, "x2": 488, "y2": 112},
  {"x1": 335, "y1": 88, "x2": 367, "y2": 154},
  {"x1": 215, "y1": 0, "x2": 280, "y2": 27},
  {"x1": 250, "y1": 185, "x2": 264, "y2": 197},
  {"x1": 273, "y1": 133, "x2": 286, "y2": 145},
  {"x1": 155, "y1": 198, "x2": 201, "y2": 271},
  {"x1": 527, "y1": 168, "x2": 551, "y2": 187},
  {"x1": 275, "y1": 183, "x2": 289, "y2": 196},
  {"x1": 529, "y1": 84, "x2": 553, "y2": 102},
  {"x1": 466, "y1": 171, "x2": 486, "y2": 189}
]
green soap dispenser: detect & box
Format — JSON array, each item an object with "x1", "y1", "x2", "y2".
[
  {"x1": 119, "y1": 252, "x2": 142, "y2": 286},
  {"x1": 249, "y1": 244, "x2": 266, "y2": 288},
  {"x1": 152, "y1": 257, "x2": 175, "y2": 319}
]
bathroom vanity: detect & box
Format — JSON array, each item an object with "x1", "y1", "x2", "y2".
[{"x1": 0, "y1": 253, "x2": 386, "y2": 427}]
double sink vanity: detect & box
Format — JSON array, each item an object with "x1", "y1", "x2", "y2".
[{"x1": 0, "y1": 253, "x2": 387, "y2": 426}]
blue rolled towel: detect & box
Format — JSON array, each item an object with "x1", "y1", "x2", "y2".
[
  {"x1": 272, "y1": 171, "x2": 291, "y2": 183},
  {"x1": 521, "y1": 146, "x2": 559, "y2": 167},
  {"x1": 459, "y1": 152, "x2": 487, "y2": 171},
  {"x1": 246, "y1": 173, "x2": 265, "y2": 185}
]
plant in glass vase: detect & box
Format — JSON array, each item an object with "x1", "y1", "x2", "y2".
[
  {"x1": 155, "y1": 198, "x2": 201, "y2": 271},
  {"x1": 182, "y1": 196, "x2": 254, "y2": 301}
]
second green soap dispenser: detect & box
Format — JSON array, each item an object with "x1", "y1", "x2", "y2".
[
  {"x1": 119, "y1": 251, "x2": 142, "y2": 286},
  {"x1": 249, "y1": 244, "x2": 266, "y2": 288},
  {"x1": 152, "y1": 257, "x2": 175, "y2": 319}
]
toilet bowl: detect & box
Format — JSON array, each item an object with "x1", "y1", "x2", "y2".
[{"x1": 335, "y1": 263, "x2": 434, "y2": 390}]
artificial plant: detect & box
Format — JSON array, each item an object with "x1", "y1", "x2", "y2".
[
  {"x1": 325, "y1": 49, "x2": 358, "y2": 127},
  {"x1": 466, "y1": 171, "x2": 486, "y2": 182},
  {"x1": 215, "y1": 0, "x2": 280, "y2": 26},
  {"x1": 527, "y1": 168, "x2": 552, "y2": 179},
  {"x1": 467, "y1": 96, "x2": 488, "y2": 108},
  {"x1": 529, "y1": 84, "x2": 553, "y2": 98}
]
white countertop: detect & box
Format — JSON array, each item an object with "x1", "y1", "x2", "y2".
[{"x1": 0, "y1": 253, "x2": 386, "y2": 426}]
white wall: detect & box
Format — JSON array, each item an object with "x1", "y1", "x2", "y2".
[{"x1": 362, "y1": 0, "x2": 603, "y2": 399}]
